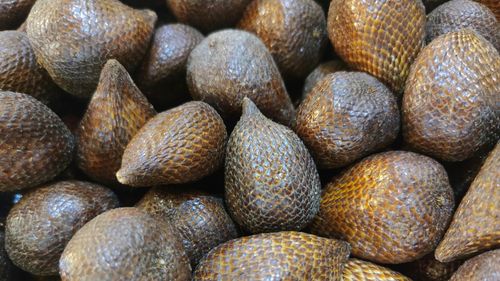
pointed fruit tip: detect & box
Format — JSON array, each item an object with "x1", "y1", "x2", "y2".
[{"x1": 241, "y1": 97, "x2": 260, "y2": 117}]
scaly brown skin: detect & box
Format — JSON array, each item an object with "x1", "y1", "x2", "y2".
[
  {"x1": 0, "y1": 0, "x2": 35, "y2": 30},
  {"x1": 187, "y1": 29, "x2": 295, "y2": 126},
  {"x1": 403, "y1": 253, "x2": 463, "y2": 281},
  {"x1": 225, "y1": 98, "x2": 321, "y2": 233},
  {"x1": 327, "y1": 0, "x2": 425, "y2": 95},
  {"x1": 302, "y1": 60, "x2": 347, "y2": 99},
  {"x1": 0, "y1": 91, "x2": 74, "y2": 192},
  {"x1": 310, "y1": 151, "x2": 455, "y2": 264},
  {"x1": 343, "y1": 259, "x2": 412, "y2": 281},
  {"x1": 194, "y1": 231, "x2": 350, "y2": 281},
  {"x1": 475, "y1": 0, "x2": 500, "y2": 20},
  {"x1": 435, "y1": 143, "x2": 499, "y2": 262},
  {"x1": 238, "y1": 0, "x2": 327, "y2": 79},
  {"x1": 117, "y1": 101, "x2": 227, "y2": 187},
  {"x1": 166, "y1": 0, "x2": 252, "y2": 32},
  {"x1": 449, "y1": 249, "x2": 500, "y2": 281},
  {"x1": 295, "y1": 72, "x2": 400, "y2": 169},
  {"x1": 426, "y1": 0, "x2": 499, "y2": 50},
  {"x1": 403, "y1": 29, "x2": 500, "y2": 162},
  {"x1": 59, "y1": 207, "x2": 191, "y2": 281},
  {"x1": 5, "y1": 181, "x2": 119, "y2": 276},
  {"x1": 136, "y1": 187, "x2": 239, "y2": 266},
  {"x1": 76, "y1": 60, "x2": 156, "y2": 184},
  {"x1": 0, "y1": 31, "x2": 56, "y2": 104},
  {"x1": 0, "y1": 229, "x2": 15, "y2": 281},
  {"x1": 26, "y1": 0, "x2": 156, "y2": 98}
]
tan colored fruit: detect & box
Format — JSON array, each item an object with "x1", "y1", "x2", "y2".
[
  {"x1": 302, "y1": 60, "x2": 347, "y2": 99},
  {"x1": 0, "y1": 229, "x2": 15, "y2": 281},
  {"x1": 194, "y1": 231, "x2": 350, "y2": 280},
  {"x1": 404, "y1": 253, "x2": 463, "y2": 281},
  {"x1": 59, "y1": 207, "x2": 191, "y2": 281},
  {"x1": 403, "y1": 29, "x2": 500, "y2": 162},
  {"x1": 117, "y1": 101, "x2": 227, "y2": 187},
  {"x1": 76, "y1": 60, "x2": 156, "y2": 184},
  {"x1": 475, "y1": 0, "x2": 500, "y2": 20},
  {"x1": 0, "y1": 0, "x2": 35, "y2": 30},
  {"x1": 238, "y1": 0, "x2": 327, "y2": 78},
  {"x1": 225, "y1": 98, "x2": 321, "y2": 233},
  {"x1": 295, "y1": 72, "x2": 400, "y2": 169},
  {"x1": 5, "y1": 181, "x2": 118, "y2": 276},
  {"x1": 136, "y1": 187, "x2": 239, "y2": 266},
  {"x1": 310, "y1": 151, "x2": 454, "y2": 264},
  {"x1": 0, "y1": 91, "x2": 74, "y2": 192},
  {"x1": 435, "y1": 142, "x2": 499, "y2": 262},
  {"x1": 449, "y1": 249, "x2": 500, "y2": 281},
  {"x1": 327, "y1": 0, "x2": 425, "y2": 94},
  {"x1": 26, "y1": 0, "x2": 156, "y2": 97},
  {"x1": 343, "y1": 259, "x2": 412, "y2": 281},
  {"x1": 187, "y1": 29, "x2": 295, "y2": 125}
]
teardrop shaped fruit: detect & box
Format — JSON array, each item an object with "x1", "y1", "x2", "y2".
[
  {"x1": 0, "y1": 0, "x2": 35, "y2": 30},
  {"x1": 310, "y1": 151, "x2": 454, "y2": 264},
  {"x1": 238, "y1": 0, "x2": 327, "y2": 78},
  {"x1": 327, "y1": 0, "x2": 425, "y2": 94},
  {"x1": 5, "y1": 181, "x2": 118, "y2": 276},
  {"x1": 343, "y1": 259, "x2": 412, "y2": 281},
  {"x1": 0, "y1": 91, "x2": 74, "y2": 192},
  {"x1": 404, "y1": 253, "x2": 463, "y2": 281},
  {"x1": 225, "y1": 98, "x2": 321, "y2": 233},
  {"x1": 449, "y1": 249, "x2": 499, "y2": 281},
  {"x1": 0, "y1": 229, "x2": 15, "y2": 281},
  {"x1": 302, "y1": 60, "x2": 347, "y2": 99},
  {"x1": 136, "y1": 187, "x2": 239, "y2": 266},
  {"x1": 117, "y1": 101, "x2": 227, "y2": 187},
  {"x1": 476, "y1": 0, "x2": 500, "y2": 20},
  {"x1": 435, "y1": 143, "x2": 499, "y2": 262},
  {"x1": 187, "y1": 29, "x2": 295, "y2": 125},
  {"x1": 26, "y1": 0, "x2": 157, "y2": 97},
  {"x1": 426, "y1": 0, "x2": 499, "y2": 50},
  {"x1": 193, "y1": 231, "x2": 350, "y2": 281},
  {"x1": 76, "y1": 59, "x2": 156, "y2": 184},
  {"x1": 59, "y1": 207, "x2": 191, "y2": 281},
  {"x1": 295, "y1": 71, "x2": 400, "y2": 169},
  {"x1": 403, "y1": 29, "x2": 500, "y2": 162}
]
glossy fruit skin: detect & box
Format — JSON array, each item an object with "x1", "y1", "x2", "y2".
[
  {"x1": 0, "y1": 91, "x2": 74, "y2": 192},
  {"x1": 327, "y1": 0, "x2": 425, "y2": 94},
  {"x1": 0, "y1": 0, "x2": 35, "y2": 30},
  {"x1": 343, "y1": 259, "x2": 412, "y2": 281},
  {"x1": 76, "y1": 60, "x2": 156, "y2": 184},
  {"x1": 117, "y1": 101, "x2": 227, "y2": 187},
  {"x1": 475, "y1": 0, "x2": 500, "y2": 20},
  {"x1": 136, "y1": 187, "x2": 239, "y2": 266},
  {"x1": 426, "y1": 0, "x2": 499, "y2": 50},
  {"x1": 403, "y1": 29, "x2": 500, "y2": 162},
  {"x1": 5, "y1": 181, "x2": 118, "y2": 276},
  {"x1": 59, "y1": 207, "x2": 191, "y2": 281},
  {"x1": 435, "y1": 142, "x2": 499, "y2": 262},
  {"x1": 225, "y1": 98, "x2": 321, "y2": 233},
  {"x1": 449, "y1": 249, "x2": 500, "y2": 281},
  {"x1": 310, "y1": 151, "x2": 454, "y2": 264},
  {"x1": 194, "y1": 231, "x2": 350, "y2": 281},
  {"x1": 26, "y1": 0, "x2": 156, "y2": 97},
  {"x1": 187, "y1": 29, "x2": 295, "y2": 126},
  {"x1": 302, "y1": 60, "x2": 347, "y2": 99},
  {"x1": 238, "y1": 0, "x2": 327, "y2": 78},
  {"x1": 296, "y1": 71, "x2": 400, "y2": 169}
]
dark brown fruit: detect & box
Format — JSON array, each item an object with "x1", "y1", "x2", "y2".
[
  {"x1": 295, "y1": 71, "x2": 400, "y2": 169},
  {"x1": 343, "y1": 259, "x2": 411, "y2": 281},
  {"x1": 136, "y1": 187, "x2": 239, "y2": 266},
  {"x1": 403, "y1": 29, "x2": 500, "y2": 162},
  {"x1": 225, "y1": 98, "x2": 321, "y2": 233},
  {"x1": 0, "y1": 31, "x2": 56, "y2": 104},
  {"x1": 426, "y1": 0, "x2": 499, "y2": 50},
  {"x1": 435, "y1": 142, "x2": 499, "y2": 262},
  {"x1": 238, "y1": 0, "x2": 327, "y2": 78},
  {"x1": 0, "y1": 229, "x2": 15, "y2": 281},
  {"x1": 302, "y1": 60, "x2": 347, "y2": 99},
  {"x1": 166, "y1": 0, "x2": 252, "y2": 32},
  {"x1": 327, "y1": 0, "x2": 425, "y2": 94},
  {"x1": 187, "y1": 29, "x2": 295, "y2": 125},
  {"x1": 193, "y1": 231, "x2": 350, "y2": 280},
  {"x1": 0, "y1": 0, "x2": 35, "y2": 30},
  {"x1": 0, "y1": 91, "x2": 74, "y2": 192},
  {"x1": 76, "y1": 60, "x2": 156, "y2": 184},
  {"x1": 449, "y1": 249, "x2": 500, "y2": 281},
  {"x1": 117, "y1": 101, "x2": 227, "y2": 187},
  {"x1": 475, "y1": 0, "x2": 500, "y2": 20},
  {"x1": 404, "y1": 253, "x2": 463, "y2": 281},
  {"x1": 310, "y1": 151, "x2": 454, "y2": 264},
  {"x1": 26, "y1": 0, "x2": 156, "y2": 97},
  {"x1": 59, "y1": 207, "x2": 191, "y2": 281},
  {"x1": 5, "y1": 181, "x2": 118, "y2": 276}
]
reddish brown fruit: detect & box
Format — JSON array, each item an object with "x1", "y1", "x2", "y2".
[
  {"x1": 0, "y1": 91, "x2": 74, "y2": 192},
  {"x1": 76, "y1": 60, "x2": 156, "y2": 184},
  {"x1": 449, "y1": 249, "x2": 500, "y2": 281},
  {"x1": 310, "y1": 151, "x2": 454, "y2": 264},
  {"x1": 475, "y1": 0, "x2": 500, "y2": 20},
  {"x1": 193, "y1": 231, "x2": 350, "y2": 280},
  {"x1": 404, "y1": 253, "x2": 463, "y2": 281},
  {"x1": 117, "y1": 101, "x2": 227, "y2": 187},
  {"x1": 302, "y1": 60, "x2": 347, "y2": 99},
  {"x1": 0, "y1": 0, "x2": 35, "y2": 30},
  {"x1": 343, "y1": 259, "x2": 412, "y2": 281}
]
